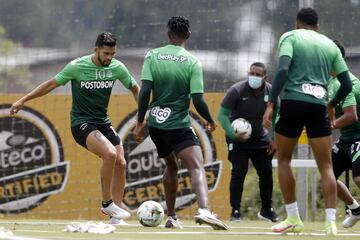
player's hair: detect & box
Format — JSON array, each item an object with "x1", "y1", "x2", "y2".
[
  {"x1": 250, "y1": 62, "x2": 267, "y2": 75},
  {"x1": 333, "y1": 39, "x2": 346, "y2": 58},
  {"x1": 296, "y1": 8, "x2": 318, "y2": 27},
  {"x1": 167, "y1": 16, "x2": 190, "y2": 39},
  {"x1": 95, "y1": 32, "x2": 117, "y2": 47}
]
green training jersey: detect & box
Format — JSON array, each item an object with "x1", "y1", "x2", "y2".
[
  {"x1": 141, "y1": 44, "x2": 204, "y2": 129},
  {"x1": 55, "y1": 54, "x2": 136, "y2": 127},
  {"x1": 278, "y1": 29, "x2": 348, "y2": 106},
  {"x1": 328, "y1": 72, "x2": 360, "y2": 140}
]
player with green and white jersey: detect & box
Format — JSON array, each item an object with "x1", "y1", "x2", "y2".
[
  {"x1": 142, "y1": 44, "x2": 204, "y2": 129},
  {"x1": 55, "y1": 54, "x2": 137, "y2": 127},
  {"x1": 134, "y1": 16, "x2": 228, "y2": 231},
  {"x1": 262, "y1": 8, "x2": 352, "y2": 236},
  {"x1": 328, "y1": 40, "x2": 360, "y2": 229},
  {"x1": 10, "y1": 32, "x2": 140, "y2": 225}
]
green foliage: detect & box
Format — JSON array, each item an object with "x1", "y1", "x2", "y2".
[
  {"x1": 0, "y1": 26, "x2": 14, "y2": 54},
  {"x1": 0, "y1": 0, "x2": 253, "y2": 49},
  {"x1": 0, "y1": 0, "x2": 358, "y2": 50},
  {"x1": 240, "y1": 167, "x2": 284, "y2": 220},
  {"x1": 0, "y1": 25, "x2": 30, "y2": 91}
]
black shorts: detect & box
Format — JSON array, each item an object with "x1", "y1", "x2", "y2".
[
  {"x1": 71, "y1": 122, "x2": 121, "y2": 149},
  {"x1": 275, "y1": 100, "x2": 331, "y2": 138},
  {"x1": 332, "y1": 138, "x2": 360, "y2": 179},
  {"x1": 148, "y1": 127, "x2": 200, "y2": 158}
]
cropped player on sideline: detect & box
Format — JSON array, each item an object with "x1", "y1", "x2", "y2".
[
  {"x1": 10, "y1": 32, "x2": 139, "y2": 225},
  {"x1": 134, "y1": 16, "x2": 228, "y2": 230},
  {"x1": 262, "y1": 8, "x2": 352, "y2": 236},
  {"x1": 328, "y1": 40, "x2": 360, "y2": 228}
]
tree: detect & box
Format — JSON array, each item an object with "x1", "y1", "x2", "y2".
[{"x1": 0, "y1": 25, "x2": 30, "y2": 92}]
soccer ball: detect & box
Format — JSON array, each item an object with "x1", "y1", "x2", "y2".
[
  {"x1": 231, "y1": 118, "x2": 252, "y2": 140},
  {"x1": 137, "y1": 200, "x2": 164, "y2": 227}
]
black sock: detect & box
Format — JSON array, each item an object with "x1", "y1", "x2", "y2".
[
  {"x1": 102, "y1": 199, "x2": 113, "y2": 208},
  {"x1": 352, "y1": 206, "x2": 360, "y2": 215}
]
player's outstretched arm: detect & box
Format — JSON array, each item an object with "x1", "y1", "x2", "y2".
[
  {"x1": 130, "y1": 83, "x2": 140, "y2": 102},
  {"x1": 329, "y1": 71, "x2": 352, "y2": 108},
  {"x1": 268, "y1": 55, "x2": 292, "y2": 103},
  {"x1": 134, "y1": 80, "x2": 152, "y2": 143},
  {"x1": 217, "y1": 106, "x2": 236, "y2": 139},
  {"x1": 10, "y1": 78, "x2": 60, "y2": 115},
  {"x1": 332, "y1": 105, "x2": 357, "y2": 129},
  {"x1": 191, "y1": 93, "x2": 216, "y2": 131},
  {"x1": 263, "y1": 56, "x2": 291, "y2": 129}
]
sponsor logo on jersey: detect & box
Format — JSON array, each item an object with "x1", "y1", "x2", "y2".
[
  {"x1": 157, "y1": 54, "x2": 188, "y2": 62},
  {"x1": 116, "y1": 111, "x2": 222, "y2": 212},
  {"x1": 80, "y1": 80, "x2": 114, "y2": 89},
  {"x1": 302, "y1": 83, "x2": 326, "y2": 99},
  {"x1": 151, "y1": 106, "x2": 171, "y2": 123},
  {"x1": 0, "y1": 105, "x2": 69, "y2": 214}
]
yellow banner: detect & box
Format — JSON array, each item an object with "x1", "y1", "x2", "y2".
[{"x1": 0, "y1": 94, "x2": 232, "y2": 220}]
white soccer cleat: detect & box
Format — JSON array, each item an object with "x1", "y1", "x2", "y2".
[
  {"x1": 109, "y1": 217, "x2": 129, "y2": 226},
  {"x1": 164, "y1": 216, "x2": 183, "y2": 229},
  {"x1": 342, "y1": 212, "x2": 360, "y2": 228},
  {"x1": 271, "y1": 217, "x2": 304, "y2": 234},
  {"x1": 194, "y1": 208, "x2": 229, "y2": 230},
  {"x1": 101, "y1": 202, "x2": 130, "y2": 219}
]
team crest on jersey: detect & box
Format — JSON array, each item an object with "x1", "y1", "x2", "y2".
[
  {"x1": 151, "y1": 106, "x2": 171, "y2": 123},
  {"x1": 0, "y1": 105, "x2": 69, "y2": 214},
  {"x1": 116, "y1": 111, "x2": 222, "y2": 212}
]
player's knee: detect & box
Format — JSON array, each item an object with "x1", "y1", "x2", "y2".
[
  {"x1": 277, "y1": 158, "x2": 292, "y2": 169},
  {"x1": 231, "y1": 169, "x2": 247, "y2": 178},
  {"x1": 190, "y1": 167, "x2": 205, "y2": 178},
  {"x1": 115, "y1": 157, "x2": 126, "y2": 169},
  {"x1": 166, "y1": 161, "x2": 178, "y2": 172},
  {"x1": 102, "y1": 148, "x2": 117, "y2": 163},
  {"x1": 257, "y1": 171, "x2": 272, "y2": 180}
]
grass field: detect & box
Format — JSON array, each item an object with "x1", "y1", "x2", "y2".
[{"x1": 1, "y1": 219, "x2": 360, "y2": 240}]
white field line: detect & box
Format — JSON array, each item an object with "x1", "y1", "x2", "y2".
[
  {"x1": 5, "y1": 221, "x2": 360, "y2": 233},
  {"x1": 6, "y1": 236, "x2": 49, "y2": 240},
  {"x1": 13, "y1": 229, "x2": 360, "y2": 237}
]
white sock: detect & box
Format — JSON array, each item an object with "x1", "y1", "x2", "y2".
[
  {"x1": 325, "y1": 208, "x2": 336, "y2": 222},
  {"x1": 285, "y1": 202, "x2": 300, "y2": 218},
  {"x1": 347, "y1": 199, "x2": 360, "y2": 210}
]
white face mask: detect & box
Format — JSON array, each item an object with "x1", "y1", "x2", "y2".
[{"x1": 248, "y1": 76, "x2": 263, "y2": 89}]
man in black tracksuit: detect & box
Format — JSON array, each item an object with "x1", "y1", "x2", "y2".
[{"x1": 218, "y1": 62, "x2": 279, "y2": 222}]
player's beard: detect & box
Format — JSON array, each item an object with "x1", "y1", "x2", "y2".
[{"x1": 98, "y1": 55, "x2": 111, "y2": 67}]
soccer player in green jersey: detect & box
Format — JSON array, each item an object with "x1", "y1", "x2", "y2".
[
  {"x1": 262, "y1": 8, "x2": 352, "y2": 236},
  {"x1": 328, "y1": 40, "x2": 360, "y2": 228},
  {"x1": 10, "y1": 32, "x2": 140, "y2": 225},
  {"x1": 134, "y1": 16, "x2": 228, "y2": 230}
]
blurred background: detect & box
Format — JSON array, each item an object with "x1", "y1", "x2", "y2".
[
  {"x1": 0, "y1": 0, "x2": 360, "y2": 222},
  {"x1": 1, "y1": 0, "x2": 359, "y2": 93}
]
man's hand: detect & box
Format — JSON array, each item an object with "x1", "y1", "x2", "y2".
[
  {"x1": 206, "y1": 121, "x2": 217, "y2": 132},
  {"x1": 262, "y1": 102, "x2": 274, "y2": 129},
  {"x1": 134, "y1": 120, "x2": 147, "y2": 143},
  {"x1": 10, "y1": 99, "x2": 25, "y2": 115},
  {"x1": 235, "y1": 132, "x2": 250, "y2": 142},
  {"x1": 266, "y1": 141, "x2": 277, "y2": 155},
  {"x1": 327, "y1": 104, "x2": 335, "y2": 129}
]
